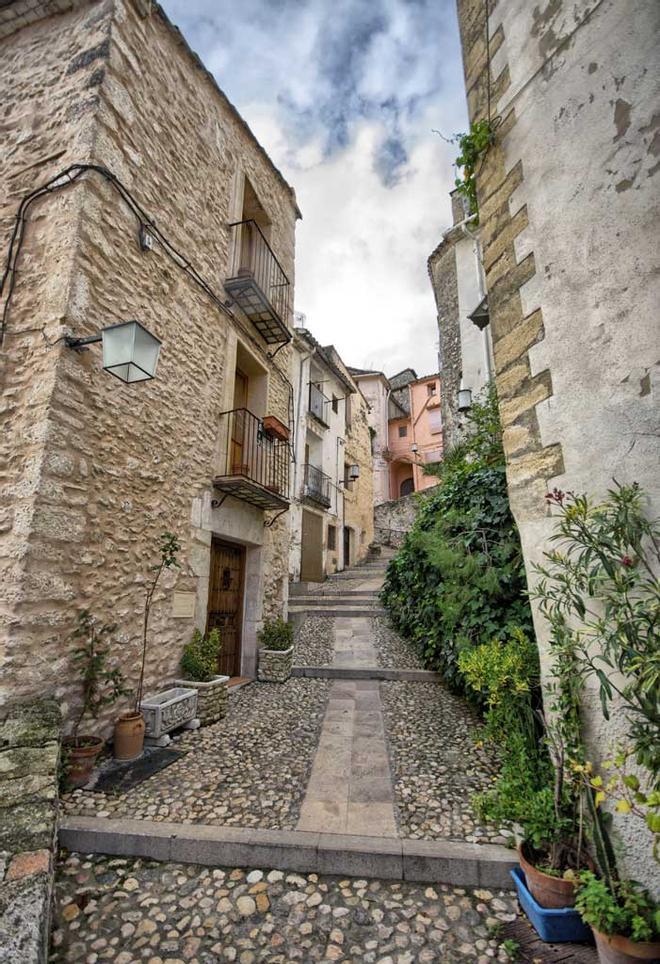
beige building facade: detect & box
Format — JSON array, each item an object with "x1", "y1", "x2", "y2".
[
  {"x1": 456, "y1": 0, "x2": 659, "y2": 886},
  {"x1": 289, "y1": 329, "x2": 373, "y2": 582},
  {"x1": 0, "y1": 0, "x2": 300, "y2": 729}
]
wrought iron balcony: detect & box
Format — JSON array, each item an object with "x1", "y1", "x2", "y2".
[
  {"x1": 304, "y1": 463, "x2": 332, "y2": 508},
  {"x1": 308, "y1": 382, "x2": 329, "y2": 427},
  {"x1": 213, "y1": 408, "x2": 290, "y2": 511},
  {"x1": 224, "y1": 220, "x2": 291, "y2": 345}
]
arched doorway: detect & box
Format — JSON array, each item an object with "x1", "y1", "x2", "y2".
[{"x1": 400, "y1": 477, "x2": 414, "y2": 497}]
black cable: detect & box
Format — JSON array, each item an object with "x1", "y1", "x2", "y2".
[{"x1": 0, "y1": 163, "x2": 294, "y2": 401}]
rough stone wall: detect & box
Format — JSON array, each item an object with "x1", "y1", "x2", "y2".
[
  {"x1": 0, "y1": 0, "x2": 113, "y2": 710},
  {"x1": 343, "y1": 390, "x2": 374, "y2": 564},
  {"x1": 428, "y1": 237, "x2": 461, "y2": 451},
  {"x1": 0, "y1": 699, "x2": 61, "y2": 964},
  {"x1": 456, "y1": 0, "x2": 659, "y2": 888},
  {"x1": 373, "y1": 492, "x2": 424, "y2": 548},
  {"x1": 0, "y1": 0, "x2": 298, "y2": 728}
]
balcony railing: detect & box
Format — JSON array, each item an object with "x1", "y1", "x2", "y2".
[
  {"x1": 224, "y1": 220, "x2": 291, "y2": 345},
  {"x1": 213, "y1": 408, "x2": 290, "y2": 511},
  {"x1": 309, "y1": 382, "x2": 329, "y2": 426},
  {"x1": 304, "y1": 463, "x2": 332, "y2": 508}
]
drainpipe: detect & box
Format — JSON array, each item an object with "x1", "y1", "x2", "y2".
[
  {"x1": 294, "y1": 346, "x2": 316, "y2": 497},
  {"x1": 459, "y1": 221, "x2": 493, "y2": 383}
]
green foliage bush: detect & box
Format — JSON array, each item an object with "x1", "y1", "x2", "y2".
[
  {"x1": 258, "y1": 618, "x2": 293, "y2": 652},
  {"x1": 575, "y1": 872, "x2": 659, "y2": 942},
  {"x1": 381, "y1": 385, "x2": 533, "y2": 689},
  {"x1": 181, "y1": 628, "x2": 222, "y2": 682}
]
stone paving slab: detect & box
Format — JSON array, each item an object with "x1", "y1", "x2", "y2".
[
  {"x1": 297, "y1": 680, "x2": 398, "y2": 838},
  {"x1": 59, "y1": 816, "x2": 517, "y2": 887},
  {"x1": 51, "y1": 852, "x2": 519, "y2": 963}
]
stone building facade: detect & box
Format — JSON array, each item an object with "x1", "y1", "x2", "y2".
[
  {"x1": 0, "y1": 0, "x2": 300, "y2": 728},
  {"x1": 456, "y1": 0, "x2": 659, "y2": 886},
  {"x1": 289, "y1": 329, "x2": 373, "y2": 582},
  {"x1": 428, "y1": 190, "x2": 493, "y2": 451}
]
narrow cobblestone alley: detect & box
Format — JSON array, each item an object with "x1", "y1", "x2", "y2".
[{"x1": 52, "y1": 555, "x2": 531, "y2": 962}]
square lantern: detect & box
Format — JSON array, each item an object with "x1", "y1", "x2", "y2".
[{"x1": 101, "y1": 320, "x2": 161, "y2": 383}]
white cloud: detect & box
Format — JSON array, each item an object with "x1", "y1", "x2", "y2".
[{"x1": 161, "y1": 0, "x2": 468, "y2": 375}]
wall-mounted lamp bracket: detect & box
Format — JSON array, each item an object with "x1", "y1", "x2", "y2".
[{"x1": 64, "y1": 333, "x2": 102, "y2": 352}]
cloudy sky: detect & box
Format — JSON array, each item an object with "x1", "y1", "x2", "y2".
[{"x1": 162, "y1": 0, "x2": 468, "y2": 377}]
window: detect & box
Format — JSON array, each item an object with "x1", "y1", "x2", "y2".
[
  {"x1": 344, "y1": 462, "x2": 353, "y2": 489},
  {"x1": 332, "y1": 395, "x2": 339, "y2": 414},
  {"x1": 345, "y1": 394, "x2": 352, "y2": 428},
  {"x1": 398, "y1": 425, "x2": 407, "y2": 438},
  {"x1": 327, "y1": 524, "x2": 336, "y2": 551},
  {"x1": 427, "y1": 382, "x2": 436, "y2": 396},
  {"x1": 428, "y1": 408, "x2": 443, "y2": 435}
]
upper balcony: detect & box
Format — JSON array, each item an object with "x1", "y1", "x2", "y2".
[
  {"x1": 213, "y1": 408, "x2": 290, "y2": 511},
  {"x1": 308, "y1": 382, "x2": 329, "y2": 428},
  {"x1": 224, "y1": 220, "x2": 291, "y2": 346},
  {"x1": 303, "y1": 463, "x2": 332, "y2": 508}
]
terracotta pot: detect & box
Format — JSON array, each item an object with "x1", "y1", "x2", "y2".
[
  {"x1": 63, "y1": 736, "x2": 104, "y2": 788},
  {"x1": 593, "y1": 927, "x2": 660, "y2": 964},
  {"x1": 518, "y1": 843, "x2": 592, "y2": 909},
  {"x1": 113, "y1": 712, "x2": 145, "y2": 761}
]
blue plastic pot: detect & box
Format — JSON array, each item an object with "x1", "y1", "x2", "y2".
[{"x1": 511, "y1": 866, "x2": 593, "y2": 943}]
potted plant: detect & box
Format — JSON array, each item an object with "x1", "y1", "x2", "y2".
[
  {"x1": 575, "y1": 873, "x2": 659, "y2": 963},
  {"x1": 175, "y1": 628, "x2": 229, "y2": 725},
  {"x1": 257, "y1": 617, "x2": 294, "y2": 683},
  {"x1": 262, "y1": 414, "x2": 289, "y2": 442},
  {"x1": 64, "y1": 611, "x2": 128, "y2": 788},
  {"x1": 114, "y1": 530, "x2": 181, "y2": 760}
]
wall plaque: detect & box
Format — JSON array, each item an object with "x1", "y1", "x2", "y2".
[{"x1": 172, "y1": 591, "x2": 196, "y2": 619}]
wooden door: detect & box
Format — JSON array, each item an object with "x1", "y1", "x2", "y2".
[
  {"x1": 301, "y1": 510, "x2": 323, "y2": 582},
  {"x1": 231, "y1": 370, "x2": 248, "y2": 474},
  {"x1": 343, "y1": 526, "x2": 351, "y2": 568},
  {"x1": 207, "y1": 539, "x2": 245, "y2": 677}
]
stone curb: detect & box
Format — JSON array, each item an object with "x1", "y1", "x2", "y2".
[
  {"x1": 59, "y1": 817, "x2": 516, "y2": 887},
  {"x1": 288, "y1": 608, "x2": 388, "y2": 617},
  {"x1": 291, "y1": 666, "x2": 443, "y2": 682}
]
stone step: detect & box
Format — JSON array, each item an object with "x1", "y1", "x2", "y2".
[
  {"x1": 289, "y1": 606, "x2": 387, "y2": 618},
  {"x1": 289, "y1": 595, "x2": 378, "y2": 606},
  {"x1": 291, "y1": 666, "x2": 444, "y2": 682},
  {"x1": 291, "y1": 588, "x2": 380, "y2": 598},
  {"x1": 59, "y1": 816, "x2": 516, "y2": 888}
]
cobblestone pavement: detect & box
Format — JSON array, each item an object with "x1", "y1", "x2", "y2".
[
  {"x1": 372, "y1": 618, "x2": 425, "y2": 670},
  {"x1": 51, "y1": 853, "x2": 519, "y2": 963},
  {"x1": 63, "y1": 679, "x2": 330, "y2": 829},
  {"x1": 293, "y1": 616, "x2": 335, "y2": 666},
  {"x1": 381, "y1": 682, "x2": 507, "y2": 845}
]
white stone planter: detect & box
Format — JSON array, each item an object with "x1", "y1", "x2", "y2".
[
  {"x1": 174, "y1": 675, "x2": 229, "y2": 726},
  {"x1": 257, "y1": 646, "x2": 294, "y2": 683},
  {"x1": 140, "y1": 687, "x2": 198, "y2": 739}
]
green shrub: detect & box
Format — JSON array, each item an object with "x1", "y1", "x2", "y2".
[
  {"x1": 381, "y1": 386, "x2": 533, "y2": 689},
  {"x1": 180, "y1": 628, "x2": 222, "y2": 682},
  {"x1": 258, "y1": 618, "x2": 293, "y2": 652},
  {"x1": 575, "y1": 872, "x2": 659, "y2": 942}
]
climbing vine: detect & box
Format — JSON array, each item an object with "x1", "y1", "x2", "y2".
[{"x1": 453, "y1": 119, "x2": 496, "y2": 222}]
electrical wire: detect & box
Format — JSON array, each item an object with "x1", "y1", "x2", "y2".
[{"x1": 0, "y1": 162, "x2": 294, "y2": 401}]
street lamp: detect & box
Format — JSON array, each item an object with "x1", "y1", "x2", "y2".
[
  {"x1": 457, "y1": 387, "x2": 473, "y2": 413},
  {"x1": 348, "y1": 464, "x2": 360, "y2": 481},
  {"x1": 66, "y1": 320, "x2": 162, "y2": 383}
]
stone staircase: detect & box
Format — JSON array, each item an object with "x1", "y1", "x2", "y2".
[{"x1": 288, "y1": 554, "x2": 392, "y2": 618}]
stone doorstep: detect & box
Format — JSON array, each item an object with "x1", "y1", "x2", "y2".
[
  {"x1": 288, "y1": 608, "x2": 388, "y2": 617},
  {"x1": 58, "y1": 817, "x2": 515, "y2": 888},
  {"x1": 291, "y1": 666, "x2": 443, "y2": 682}
]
